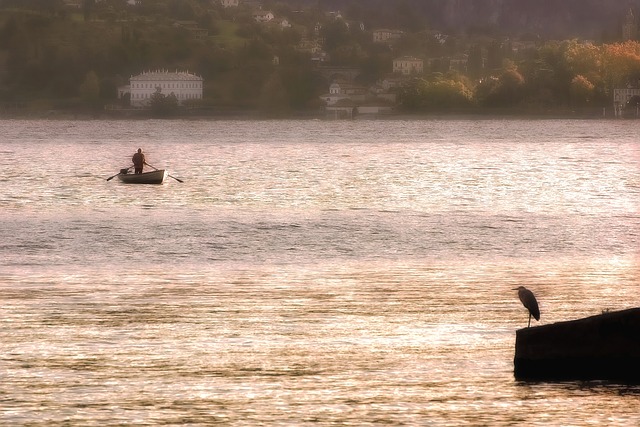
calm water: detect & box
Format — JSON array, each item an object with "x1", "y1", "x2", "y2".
[{"x1": 1, "y1": 118, "x2": 639, "y2": 426}]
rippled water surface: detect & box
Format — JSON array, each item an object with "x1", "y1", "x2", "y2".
[{"x1": 1, "y1": 119, "x2": 640, "y2": 426}]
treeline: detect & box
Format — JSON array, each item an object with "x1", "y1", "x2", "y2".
[
  {"x1": 1, "y1": 1, "x2": 640, "y2": 116},
  {"x1": 400, "y1": 41, "x2": 640, "y2": 114},
  {"x1": 300, "y1": 0, "x2": 640, "y2": 40},
  {"x1": 0, "y1": 0, "x2": 324, "y2": 114}
]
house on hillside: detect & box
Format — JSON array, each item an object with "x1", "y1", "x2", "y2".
[
  {"x1": 380, "y1": 76, "x2": 406, "y2": 92},
  {"x1": 253, "y1": 10, "x2": 275, "y2": 23},
  {"x1": 448, "y1": 54, "x2": 468, "y2": 73},
  {"x1": 393, "y1": 56, "x2": 423, "y2": 75},
  {"x1": 297, "y1": 38, "x2": 329, "y2": 62},
  {"x1": 220, "y1": 0, "x2": 239, "y2": 7},
  {"x1": 613, "y1": 84, "x2": 640, "y2": 117},
  {"x1": 320, "y1": 81, "x2": 395, "y2": 118},
  {"x1": 62, "y1": 0, "x2": 82, "y2": 8},
  {"x1": 123, "y1": 70, "x2": 203, "y2": 107},
  {"x1": 323, "y1": 82, "x2": 367, "y2": 103},
  {"x1": 278, "y1": 18, "x2": 292, "y2": 28},
  {"x1": 311, "y1": 52, "x2": 330, "y2": 63},
  {"x1": 373, "y1": 29, "x2": 403, "y2": 43},
  {"x1": 297, "y1": 38, "x2": 323, "y2": 54}
]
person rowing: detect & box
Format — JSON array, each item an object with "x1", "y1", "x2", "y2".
[{"x1": 132, "y1": 148, "x2": 147, "y2": 174}]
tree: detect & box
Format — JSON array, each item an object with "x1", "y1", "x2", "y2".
[
  {"x1": 83, "y1": 0, "x2": 94, "y2": 21},
  {"x1": 150, "y1": 89, "x2": 178, "y2": 117},
  {"x1": 398, "y1": 74, "x2": 474, "y2": 111},
  {"x1": 564, "y1": 40, "x2": 602, "y2": 83},
  {"x1": 570, "y1": 75, "x2": 595, "y2": 108},
  {"x1": 79, "y1": 70, "x2": 101, "y2": 109},
  {"x1": 601, "y1": 41, "x2": 640, "y2": 93},
  {"x1": 476, "y1": 65, "x2": 526, "y2": 109},
  {"x1": 425, "y1": 77, "x2": 474, "y2": 110},
  {"x1": 625, "y1": 95, "x2": 640, "y2": 118},
  {"x1": 259, "y1": 71, "x2": 289, "y2": 117},
  {"x1": 398, "y1": 77, "x2": 428, "y2": 110},
  {"x1": 321, "y1": 19, "x2": 350, "y2": 52},
  {"x1": 467, "y1": 44, "x2": 484, "y2": 78}
]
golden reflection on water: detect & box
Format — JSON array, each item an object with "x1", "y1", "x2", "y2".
[
  {"x1": 2, "y1": 119, "x2": 640, "y2": 425},
  {"x1": 3, "y1": 257, "x2": 640, "y2": 424}
]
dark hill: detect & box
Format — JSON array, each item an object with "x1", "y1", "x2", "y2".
[{"x1": 294, "y1": 0, "x2": 640, "y2": 39}]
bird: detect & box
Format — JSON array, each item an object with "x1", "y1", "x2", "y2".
[{"x1": 513, "y1": 286, "x2": 540, "y2": 328}]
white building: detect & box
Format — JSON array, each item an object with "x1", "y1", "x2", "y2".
[
  {"x1": 253, "y1": 11, "x2": 275, "y2": 23},
  {"x1": 393, "y1": 56, "x2": 423, "y2": 75},
  {"x1": 373, "y1": 29, "x2": 403, "y2": 43},
  {"x1": 320, "y1": 82, "x2": 394, "y2": 118},
  {"x1": 321, "y1": 82, "x2": 368, "y2": 106},
  {"x1": 613, "y1": 85, "x2": 640, "y2": 117},
  {"x1": 128, "y1": 70, "x2": 203, "y2": 107},
  {"x1": 220, "y1": 0, "x2": 239, "y2": 7},
  {"x1": 62, "y1": 0, "x2": 82, "y2": 8}
]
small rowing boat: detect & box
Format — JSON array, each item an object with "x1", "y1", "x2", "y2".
[{"x1": 117, "y1": 169, "x2": 168, "y2": 184}]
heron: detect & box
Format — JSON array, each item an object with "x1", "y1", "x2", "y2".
[{"x1": 513, "y1": 286, "x2": 540, "y2": 327}]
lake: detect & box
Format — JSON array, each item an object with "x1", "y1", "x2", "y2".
[{"x1": 1, "y1": 118, "x2": 639, "y2": 426}]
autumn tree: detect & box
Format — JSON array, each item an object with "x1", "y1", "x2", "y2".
[
  {"x1": 476, "y1": 64, "x2": 526, "y2": 108},
  {"x1": 570, "y1": 75, "x2": 595, "y2": 108},
  {"x1": 399, "y1": 73, "x2": 474, "y2": 111},
  {"x1": 563, "y1": 40, "x2": 602, "y2": 84},
  {"x1": 601, "y1": 41, "x2": 640, "y2": 92}
]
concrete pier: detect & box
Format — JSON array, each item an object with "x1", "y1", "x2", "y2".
[{"x1": 514, "y1": 307, "x2": 640, "y2": 382}]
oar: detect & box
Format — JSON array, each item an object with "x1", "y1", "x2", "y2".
[
  {"x1": 106, "y1": 166, "x2": 131, "y2": 181},
  {"x1": 146, "y1": 163, "x2": 184, "y2": 183}
]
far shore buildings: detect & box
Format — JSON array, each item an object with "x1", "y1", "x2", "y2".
[
  {"x1": 220, "y1": 0, "x2": 239, "y2": 7},
  {"x1": 613, "y1": 84, "x2": 640, "y2": 117},
  {"x1": 614, "y1": 8, "x2": 640, "y2": 116},
  {"x1": 373, "y1": 29, "x2": 403, "y2": 43},
  {"x1": 120, "y1": 70, "x2": 203, "y2": 107},
  {"x1": 393, "y1": 56, "x2": 424, "y2": 75},
  {"x1": 320, "y1": 79, "x2": 397, "y2": 119},
  {"x1": 319, "y1": 55, "x2": 422, "y2": 118},
  {"x1": 253, "y1": 10, "x2": 275, "y2": 23},
  {"x1": 64, "y1": 0, "x2": 139, "y2": 7}
]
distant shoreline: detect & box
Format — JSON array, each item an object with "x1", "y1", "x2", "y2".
[{"x1": 0, "y1": 107, "x2": 621, "y2": 121}]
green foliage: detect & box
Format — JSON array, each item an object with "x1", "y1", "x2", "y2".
[
  {"x1": 259, "y1": 70, "x2": 289, "y2": 116},
  {"x1": 321, "y1": 20, "x2": 351, "y2": 52},
  {"x1": 79, "y1": 70, "x2": 100, "y2": 107},
  {"x1": 476, "y1": 67, "x2": 526, "y2": 108},
  {"x1": 399, "y1": 74, "x2": 474, "y2": 111},
  {"x1": 149, "y1": 89, "x2": 178, "y2": 117},
  {"x1": 0, "y1": 3, "x2": 640, "y2": 115}
]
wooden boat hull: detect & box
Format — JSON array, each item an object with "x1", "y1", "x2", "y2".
[{"x1": 117, "y1": 169, "x2": 168, "y2": 184}]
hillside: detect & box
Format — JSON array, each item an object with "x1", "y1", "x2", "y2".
[
  {"x1": 2, "y1": 0, "x2": 640, "y2": 117},
  {"x1": 289, "y1": 0, "x2": 640, "y2": 39}
]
